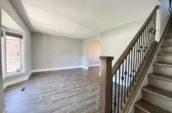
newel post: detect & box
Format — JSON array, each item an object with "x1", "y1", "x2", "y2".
[{"x1": 100, "y1": 56, "x2": 114, "y2": 113}]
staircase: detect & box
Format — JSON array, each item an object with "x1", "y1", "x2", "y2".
[
  {"x1": 134, "y1": 22, "x2": 172, "y2": 113},
  {"x1": 99, "y1": 5, "x2": 172, "y2": 113}
]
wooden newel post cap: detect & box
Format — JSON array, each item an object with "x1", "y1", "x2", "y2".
[{"x1": 100, "y1": 56, "x2": 114, "y2": 60}]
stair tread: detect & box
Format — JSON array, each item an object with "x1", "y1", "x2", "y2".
[
  {"x1": 142, "y1": 86, "x2": 172, "y2": 100},
  {"x1": 158, "y1": 52, "x2": 172, "y2": 55},
  {"x1": 135, "y1": 99, "x2": 170, "y2": 113},
  {"x1": 154, "y1": 62, "x2": 172, "y2": 67},
  {"x1": 150, "y1": 73, "x2": 172, "y2": 82}
]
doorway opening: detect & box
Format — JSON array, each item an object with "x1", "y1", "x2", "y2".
[{"x1": 87, "y1": 40, "x2": 101, "y2": 67}]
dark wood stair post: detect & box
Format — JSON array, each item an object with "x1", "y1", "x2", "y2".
[{"x1": 100, "y1": 56, "x2": 114, "y2": 113}]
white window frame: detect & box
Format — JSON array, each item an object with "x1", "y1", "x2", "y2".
[{"x1": 1, "y1": 28, "x2": 26, "y2": 78}]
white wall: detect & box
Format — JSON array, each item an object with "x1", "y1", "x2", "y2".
[
  {"x1": 31, "y1": 32, "x2": 83, "y2": 71},
  {"x1": 82, "y1": 19, "x2": 145, "y2": 67},
  {"x1": 82, "y1": 0, "x2": 171, "y2": 68},
  {"x1": 0, "y1": 0, "x2": 6, "y2": 112},
  {"x1": 158, "y1": 0, "x2": 171, "y2": 40},
  {"x1": 2, "y1": 0, "x2": 32, "y2": 88}
]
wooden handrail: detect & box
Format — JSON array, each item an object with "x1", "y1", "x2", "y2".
[{"x1": 112, "y1": 5, "x2": 159, "y2": 75}]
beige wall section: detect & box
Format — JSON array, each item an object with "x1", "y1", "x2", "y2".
[
  {"x1": 0, "y1": 0, "x2": 6, "y2": 112},
  {"x1": 2, "y1": 0, "x2": 32, "y2": 88},
  {"x1": 31, "y1": 32, "x2": 83, "y2": 70},
  {"x1": 87, "y1": 41, "x2": 100, "y2": 66}
]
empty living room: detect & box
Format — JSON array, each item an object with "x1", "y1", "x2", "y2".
[{"x1": 0, "y1": 0, "x2": 172, "y2": 113}]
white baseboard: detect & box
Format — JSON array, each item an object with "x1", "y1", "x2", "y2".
[
  {"x1": 3, "y1": 109, "x2": 7, "y2": 113},
  {"x1": 81, "y1": 66, "x2": 88, "y2": 70},
  {"x1": 3, "y1": 71, "x2": 32, "y2": 90},
  {"x1": 27, "y1": 71, "x2": 33, "y2": 79},
  {"x1": 32, "y1": 66, "x2": 83, "y2": 73},
  {"x1": 88, "y1": 64, "x2": 100, "y2": 67}
]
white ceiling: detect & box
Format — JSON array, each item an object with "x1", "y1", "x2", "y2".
[
  {"x1": 10, "y1": 0, "x2": 158, "y2": 39},
  {"x1": 1, "y1": 9, "x2": 23, "y2": 32}
]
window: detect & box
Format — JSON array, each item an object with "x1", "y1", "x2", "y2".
[
  {"x1": 6, "y1": 35, "x2": 22, "y2": 73},
  {"x1": 2, "y1": 31, "x2": 24, "y2": 75}
]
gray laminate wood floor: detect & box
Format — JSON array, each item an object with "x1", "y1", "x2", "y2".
[{"x1": 5, "y1": 67, "x2": 100, "y2": 113}]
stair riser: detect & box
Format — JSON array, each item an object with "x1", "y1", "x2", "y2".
[
  {"x1": 142, "y1": 90, "x2": 172, "y2": 112},
  {"x1": 148, "y1": 77, "x2": 172, "y2": 92},
  {"x1": 154, "y1": 66, "x2": 172, "y2": 76},
  {"x1": 163, "y1": 39, "x2": 172, "y2": 44},
  {"x1": 167, "y1": 28, "x2": 172, "y2": 32},
  {"x1": 159, "y1": 46, "x2": 172, "y2": 52},
  {"x1": 156, "y1": 55, "x2": 172, "y2": 63},
  {"x1": 134, "y1": 107, "x2": 148, "y2": 113},
  {"x1": 166, "y1": 32, "x2": 172, "y2": 38}
]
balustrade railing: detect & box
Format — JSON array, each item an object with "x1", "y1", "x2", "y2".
[{"x1": 100, "y1": 5, "x2": 159, "y2": 113}]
